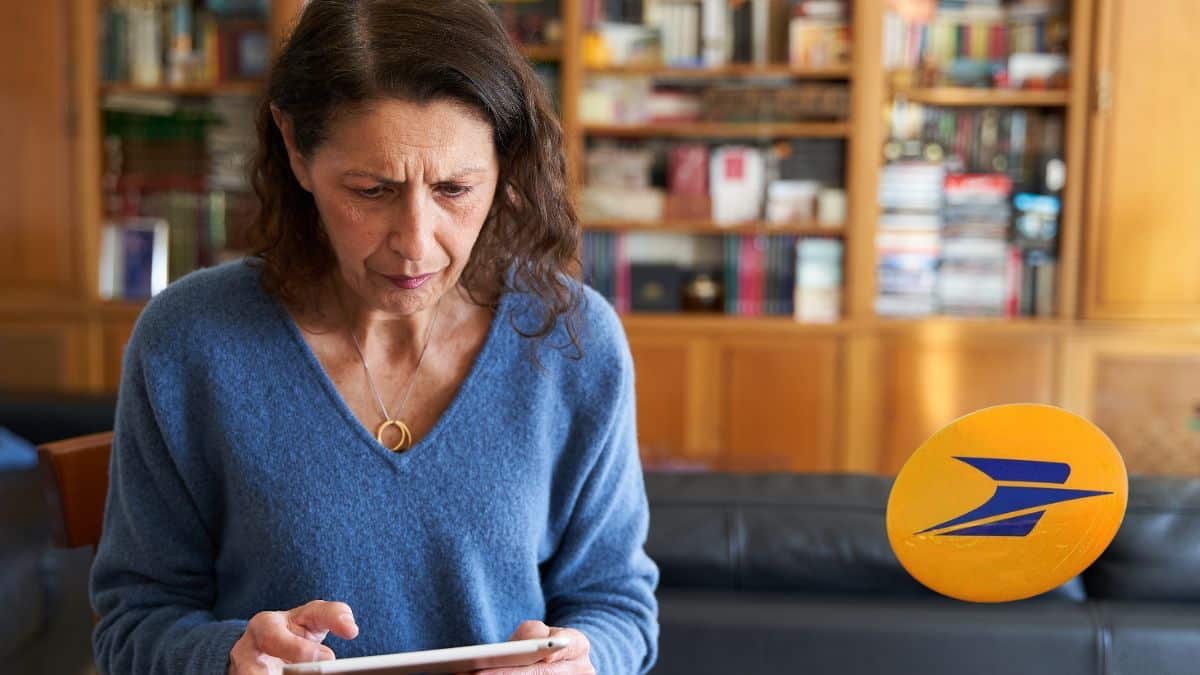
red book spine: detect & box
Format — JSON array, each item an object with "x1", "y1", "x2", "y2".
[
  {"x1": 738, "y1": 235, "x2": 754, "y2": 316},
  {"x1": 615, "y1": 233, "x2": 630, "y2": 314},
  {"x1": 1005, "y1": 245, "x2": 1022, "y2": 318}
]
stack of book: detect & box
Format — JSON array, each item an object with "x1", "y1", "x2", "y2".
[
  {"x1": 876, "y1": 162, "x2": 945, "y2": 317},
  {"x1": 582, "y1": 230, "x2": 839, "y2": 320},
  {"x1": 883, "y1": 0, "x2": 1070, "y2": 88},
  {"x1": 100, "y1": 95, "x2": 258, "y2": 298},
  {"x1": 722, "y1": 235, "x2": 801, "y2": 317},
  {"x1": 937, "y1": 173, "x2": 1014, "y2": 316},
  {"x1": 583, "y1": 139, "x2": 846, "y2": 226}
]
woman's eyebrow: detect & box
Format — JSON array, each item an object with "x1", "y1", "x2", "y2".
[{"x1": 344, "y1": 166, "x2": 488, "y2": 183}]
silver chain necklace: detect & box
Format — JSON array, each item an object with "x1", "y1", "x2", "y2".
[{"x1": 348, "y1": 297, "x2": 443, "y2": 453}]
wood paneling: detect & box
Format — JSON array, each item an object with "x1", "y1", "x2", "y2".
[
  {"x1": 628, "y1": 337, "x2": 691, "y2": 466},
  {"x1": 1061, "y1": 330, "x2": 1200, "y2": 475},
  {"x1": 0, "y1": 0, "x2": 79, "y2": 299},
  {"x1": 1084, "y1": 0, "x2": 1200, "y2": 319},
  {"x1": 0, "y1": 321, "x2": 90, "y2": 392},
  {"x1": 102, "y1": 317, "x2": 136, "y2": 391},
  {"x1": 877, "y1": 329, "x2": 1058, "y2": 473},
  {"x1": 720, "y1": 337, "x2": 840, "y2": 472}
]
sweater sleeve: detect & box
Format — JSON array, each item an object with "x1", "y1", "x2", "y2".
[
  {"x1": 91, "y1": 328, "x2": 246, "y2": 675},
  {"x1": 542, "y1": 342, "x2": 660, "y2": 674}
]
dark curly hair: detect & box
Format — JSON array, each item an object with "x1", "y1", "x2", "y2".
[{"x1": 248, "y1": 0, "x2": 581, "y2": 351}]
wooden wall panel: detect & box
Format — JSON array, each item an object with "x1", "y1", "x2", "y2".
[
  {"x1": 628, "y1": 337, "x2": 691, "y2": 466},
  {"x1": 720, "y1": 337, "x2": 840, "y2": 472},
  {"x1": 1061, "y1": 331, "x2": 1200, "y2": 476},
  {"x1": 1084, "y1": 0, "x2": 1200, "y2": 319},
  {"x1": 0, "y1": 321, "x2": 90, "y2": 392},
  {"x1": 102, "y1": 317, "x2": 136, "y2": 391},
  {"x1": 0, "y1": 0, "x2": 79, "y2": 299},
  {"x1": 877, "y1": 330, "x2": 1058, "y2": 473}
]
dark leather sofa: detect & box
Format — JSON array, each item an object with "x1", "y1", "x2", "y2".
[
  {"x1": 645, "y1": 472, "x2": 1200, "y2": 675},
  {"x1": 4, "y1": 393, "x2": 1198, "y2": 675}
]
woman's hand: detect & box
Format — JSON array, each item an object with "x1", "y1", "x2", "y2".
[
  {"x1": 473, "y1": 620, "x2": 594, "y2": 675},
  {"x1": 228, "y1": 600, "x2": 359, "y2": 675}
]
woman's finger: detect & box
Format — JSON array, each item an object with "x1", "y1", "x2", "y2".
[
  {"x1": 251, "y1": 613, "x2": 336, "y2": 663},
  {"x1": 506, "y1": 620, "x2": 551, "y2": 641},
  {"x1": 288, "y1": 600, "x2": 359, "y2": 640},
  {"x1": 474, "y1": 661, "x2": 594, "y2": 675},
  {"x1": 542, "y1": 627, "x2": 589, "y2": 663}
]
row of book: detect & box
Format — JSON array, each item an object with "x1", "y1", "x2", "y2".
[
  {"x1": 491, "y1": 0, "x2": 562, "y2": 47},
  {"x1": 102, "y1": 0, "x2": 269, "y2": 88},
  {"x1": 581, "y1": 78, "x2": 849, "y2": 125},
  {"x1": 99, "y1": 189, "x2": 256, "y2": 299},
  {"x1": 583, "y1": 0, "x2": 850, "y2": 69},
  {"x1": 582, "y1": 140, "x2": 845, "y2": 226},
  {"x1": 876, "y1": 165, "x2": 1058, "y2": 317},
  {"x1": 886, "y1": 103, "x2": 1065, "y2": 194},
  {"x1": 884, "y1": 0, "x2": 1069, "y2": 88},
  {"x1": 582, "y1": 231, "x2": 843, "y2": 321}
]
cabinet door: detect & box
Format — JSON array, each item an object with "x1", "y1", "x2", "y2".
[
  {"x1": 1062, "y1": 332, "x2": 1200, "y2": 476},
  {"x1": 719, "y1": 336, "x2": 840, "y2": 472},
  {"x1": 877, "y1": 330, "x2": 1058, "y2": 473},
  {"x1": 0, "y1": 320, "x2": 91, "y2": 392},
  {"x1": 1083, "y1": 0, "x2": 1200, "y2": 319},
  {"x1": 625, "y1": 331, "x2": 720, "y2": 470},
  {"x1": 0, "y1": 0, "x2": 81, "y2": 300}
]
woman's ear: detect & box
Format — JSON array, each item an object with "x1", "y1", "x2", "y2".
[{"x1": 271, "y1": 104, "x2": 315, "y2": 193}]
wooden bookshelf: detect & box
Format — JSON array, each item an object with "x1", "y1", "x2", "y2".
[
  {"x1": 15, "y1": 0, "x2": 1200, "y2": 479},
  {"x1": 890, "y1": 85, "x2": 1070, "y2": 107},
  {"x1": 622, "y1": 314, "x2": 850, "y2": 334},
  {"x1": 583, "y1": 219, "x2": 843, "y2": 236},
  {"x1": 585, "y1": 64, "x2": 852, "y2": 79},
  {"x1": 582, "y1": 121, "x2": 850, "y2": 139},
  {"x1": 100, "y1": 81, "x2": 264, "y2": 97}
]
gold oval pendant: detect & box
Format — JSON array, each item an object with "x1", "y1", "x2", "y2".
[{"x1": 376, "y1": 419, "x2": 413, "y2": 453}]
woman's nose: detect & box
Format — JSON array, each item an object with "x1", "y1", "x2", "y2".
[{"x1": 386, "y1": 192, "x2": 435, "y2": 261}]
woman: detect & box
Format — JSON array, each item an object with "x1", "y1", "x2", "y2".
[{"x1": 89, "y1": 1, "x2": 658, "y2": 674}]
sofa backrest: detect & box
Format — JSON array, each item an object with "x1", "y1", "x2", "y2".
[
  {"x1": 1082, "y1": 475, "x2": 1200, "y2": 602},
  {"x1": 644, "y1": 472, "x2": 1088, "y2": 600}
]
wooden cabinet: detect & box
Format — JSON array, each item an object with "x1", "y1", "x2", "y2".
[
  {"x1": 0, "y1": 319, "x2": 93, "y2": 392},
  {"x1": 625, "y1": 318, "x2": 842, "y2": 472},
  {"x1": 0, "y1": 0, "x2": 84, "y2": 301},
  {"x1": 874, "y1": 324, "x2": 1060, "y2": 473},
  {"x1": 1062, "y1": 330, "x2": 1200, "y2": 475},
  {"x1": 627, "y1": 332, "x2": 717, "y2": 468},
  {"x1": 1083, "y1": 0, "x2": 1200, "y2": 319},
  {"x1": 720, "y1": 337, "x2": 839, "y2": 472}
]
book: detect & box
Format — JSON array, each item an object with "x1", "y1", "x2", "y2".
[
  {"x1": 711, "y1": 145, "x2": 765, "y2": 225},
  {"x1": 795, "y1": 237, "x2": 843, "y2": 323}
]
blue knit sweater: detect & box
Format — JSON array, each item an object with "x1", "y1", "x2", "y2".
[{"x1": 90, "y1": 261, "x2": 659, "y2": 675}]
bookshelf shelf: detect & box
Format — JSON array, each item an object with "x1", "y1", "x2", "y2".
[
  {"x1": 583, "y1": 121, "x2": 850, "y2": 139},
  {"x1": 519, "y1": 44, "x2": 562, "y2": 61},
  {"x1": 622, "y1": 313, "x2": 850, "y2": 335},
  {"x1": 890, "y1": 86, "x2": 1070, "y2": 107},
  {"x1": 585, "y1": 64, "x2": 852, "y2": 79},
  {"x1": 101, "y1": 81, "x2": 264, "y2": 97},
  {"x1": 584, "y1": 220, "x2": 843, "y2": 237}
]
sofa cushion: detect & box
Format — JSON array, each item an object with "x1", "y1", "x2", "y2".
[
  {"x1": 645, "y1": 472, "x2": 1085, "y2": 600},
  {"x1": 655, "y1": 589, "x2": 1101, "y2": 675},
  {"x1": 1084, "y1": 476, "x2": 1200, "y2": 601}
]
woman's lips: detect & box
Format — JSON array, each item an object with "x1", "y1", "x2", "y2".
[{"x1": 383, "y1": 272, "x2": 435, "y2": 289}]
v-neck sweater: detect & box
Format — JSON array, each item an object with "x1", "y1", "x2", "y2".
[{"x1": 90, "y1": 260, "x2": 658, "y2": 674}]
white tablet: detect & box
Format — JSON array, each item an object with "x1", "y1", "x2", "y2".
[{"x1": 281, "y1": 637, "x2": 571, "y2": 674}]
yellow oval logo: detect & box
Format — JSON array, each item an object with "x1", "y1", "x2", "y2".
[{"x1": 887, "y1": 404, "x2": 1128, "y2": 603}]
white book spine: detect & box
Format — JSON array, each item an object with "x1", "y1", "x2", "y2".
[{"x1": 701, "y1": 0, "x2": 727, "y2": 67}]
